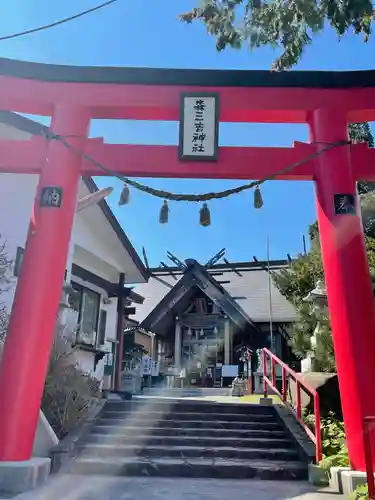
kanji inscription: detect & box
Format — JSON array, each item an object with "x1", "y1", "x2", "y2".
[{"x1": 179, "y1": 94, "x2": 219, "y2": 161}]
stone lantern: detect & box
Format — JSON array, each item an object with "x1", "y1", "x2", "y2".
[{"x1": 301, "y1": 280, "x2": 328, "y2": 373}]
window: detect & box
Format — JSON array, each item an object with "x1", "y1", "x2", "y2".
[
  {"x1": 13, "y1": 247, "x2": 24, "y2": 277},
  {"x1": 70, "y1": 283, "x2": 100, "y2": 346},
  {"x1": 98, "y1": 309, "x2": 107, "y2": 346}
]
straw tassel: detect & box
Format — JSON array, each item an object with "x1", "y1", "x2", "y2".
[
  {"x1": 254, "y1": 186, "x2": 263, "y2": 209},
  {"x1": 200, "y1": 203, "x2": 211, "y2": 227},
  {"x1": 159, "y1": 200, "x2": 169, "y2": 224},
  {"x1": 119, "y1": 183, "x2": 130, "y2": 205}
]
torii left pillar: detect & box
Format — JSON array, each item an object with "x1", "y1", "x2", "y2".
[{"x1": 0, "y1": 105, "x2": 89, "y2": 460}]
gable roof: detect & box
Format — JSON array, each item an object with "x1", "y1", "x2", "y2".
[
  {"x1": 0, "y1": 110, "x2": 149, "y2": 282},
  {"x1": 133, "y1": 259, "x2": 296, "y2": 327},
  {"x1": 140, "y1": 259, "x2": 257, "y2": 333}
]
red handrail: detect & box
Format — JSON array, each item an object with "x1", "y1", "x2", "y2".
[
  {"x1": 363, "y1": 417, "x2": 375, "y2": 499},
  {"x1": 262, "y1": 348, "x2": 322, "y2": 463}
]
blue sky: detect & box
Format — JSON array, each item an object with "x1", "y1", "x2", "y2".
[{"x1": 1, "y1": 1, "x2": 374, "y2": 266}]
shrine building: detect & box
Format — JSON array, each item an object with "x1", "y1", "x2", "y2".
[{"x1": 132, "y1": 255, "x2": 297, "y2": 386}]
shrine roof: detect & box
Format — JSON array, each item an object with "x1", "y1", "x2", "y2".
[
  {"x1": 133, "y1": 260, "x2": 296, "y2": 329},
  {"x1": 1, "y1": 57, "x2": 375, "y2": 88}
]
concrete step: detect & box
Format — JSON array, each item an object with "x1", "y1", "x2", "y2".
[
  {"x1": 142, "y1": 388, "x2": 233, "y2": 397},
  {"x1": 69, "y1": 456, "x2": 308, "y2": 480},
  {"x1": 83, "y1": 434, "x2": 293, "y2": 449},
  {"x1": 87, "y1": 426, "x2": 288, "y2": 439},
  {"x1": 79, "y1": 443, "x2": 300, "y2": 461},
  {"x1": 102, "y1": 411, "x2": 276, "y2": 423},
  {"x1": 96, "y1": 419, "x2": 283, "y2": 430},
  {"x1": 104, "y1": 401, "x2": 273, "y2": 415}
]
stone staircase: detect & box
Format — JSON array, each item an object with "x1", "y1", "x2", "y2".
[{"x1": 68, "y1": 398, "x2": 308, "y2": 480}]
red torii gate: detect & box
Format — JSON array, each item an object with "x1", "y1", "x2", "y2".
[{"x1": 0, "y1": 58, "x2": 375, "y2": 470}]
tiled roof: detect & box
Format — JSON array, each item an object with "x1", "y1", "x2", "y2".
[{"x1": 132, "y1": 262, "x2": 296, "y2": 324}]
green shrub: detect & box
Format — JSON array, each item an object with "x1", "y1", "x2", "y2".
[
  {"x1": 304, "y1": 411, "x2": 349, "y2": 473},
  {"x1": 319, "y1": 448, "x2": 350, "y2": 474},
  {"x1": 42, "y1": 327, "x2": 101, "y2": 439},
  {"x1": 350, "y1": 484, "x2": 369, "y2": 500},
  {"x1": 0, "y1": 239, "x2": 100, "y2": 440},
  {"x1": 320, "y1": 413, "x2": 347, "y2": 457}
]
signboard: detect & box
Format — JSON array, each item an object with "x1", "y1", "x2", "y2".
[
  {"x1": 40, "y1": 187, "x2": 63, "y2": 208},
  {"x1": 179, "y1": 93, "x2": 219, "y2": 161},
  {"x1": 151, "y1": 361, "x2": 160, "y2": 377},
  {"x1": 141, "y1": 356, "x2": 160, "y2": 377},
  {"x1": 104, "y1": 341, "x2": 115, "y2": 376},
  {"x1": 142, "y1": 355, "x2": 152, "y2": 376},
  {"x1": 334, "y1": 194, "x2": 356, "y2": 215},
  {"x1": 167, "y1": 366, "x2": 180, "y2": 376},
  {"x1": 222, "y1": 365, "x2": 238, "y2": 378}
]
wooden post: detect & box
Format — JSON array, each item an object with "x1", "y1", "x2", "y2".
[{"x1": 115, "y1": 272, "x2": 125, "y2": 391}]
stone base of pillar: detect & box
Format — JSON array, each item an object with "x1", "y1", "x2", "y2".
[
  {"x1": 0, "y1": 457, "x2": 51, "y2": 494},
  {"x1": 329, "y1": 466, "x2": 350, "y2": 494},
  {"x1": 259, "y1": 397, "x2": 273, "y2": 406},
  {"x1": 301, "y1": 357, "x2": 313, "y2": 373},
  {"x1": 254, "y1": 373, "x2": 263, "y2": 393},
  {"x1": 341, "y1": 470, "x2": 370, "y2": 497}
]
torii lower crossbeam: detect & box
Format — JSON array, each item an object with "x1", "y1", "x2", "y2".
[{"x1": 1, "y1": 137, "x2": 374, "y2": 181}]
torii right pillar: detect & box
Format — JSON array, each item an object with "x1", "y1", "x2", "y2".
[{"x1": 310, "y1": 108, "x2": 375, "y2": 470}]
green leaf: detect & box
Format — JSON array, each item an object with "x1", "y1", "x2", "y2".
[{"x1": 180, "y1": 0, "x2": 374, "y2": 70}]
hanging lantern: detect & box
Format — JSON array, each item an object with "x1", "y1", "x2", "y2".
[
  {"x1": 187, "y1": 327, "x2": 192, "y2": 337},
  {"x1": 119, "y1": 183, "x2": 130, "y2": 205},
  {"x1": 200, "y1": 328, "x2": 204, "y2": 338},
  {"x1": 213, "y1": 326, "x2": 218, "y2": 335},
  {"x1": 199, "y1": 203, "x2": 211, "y2": 227},
  {"x1": 254, "y1": 186, "x2": 263, "y2": 209},
  {"x1": 159, "y1": 200, "x2": 169, "y2": 224}
]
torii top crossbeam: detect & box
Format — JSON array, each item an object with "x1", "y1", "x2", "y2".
[
  {"x1": 1, "y1": 57, "x2": 375, "y2": 122},
  {"x1": 0, "y1": 58, "x2": 375, "y2": 181},
  {"x1": 1, "y1": 58, "x2": 375, "y2": 477}
]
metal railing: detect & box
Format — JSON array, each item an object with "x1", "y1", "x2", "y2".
[
  {"x1": 364, "y1": 417, "x2": 375, "y2": 499},
  {"x1": 262, "y1": 348, "x2": 322, "y2": 463}
]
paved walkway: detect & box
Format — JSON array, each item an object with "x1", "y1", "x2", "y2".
[
  {"x1": 125, "y1": 391, "x2": 281, "y2": 405},
  {"x1": 11, "y1": 476, "x2": 340, "y2": 500}
]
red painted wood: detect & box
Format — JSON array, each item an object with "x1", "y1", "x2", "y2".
[
  {"x1": 311, "y1": 109, "x2": 375, "y2": 471},
  {"x1": 0, "y1": 106, "x2": 90, "y2": 460},
  {"x1": 1, "y1": 75, "x2": 375, "y2": 123},
  {"x1": 263, "y1": 348, "x2": 322, "y2": 463},
  {"x1": 2, "y1": 138, "x2": 375, "y2": 181}
]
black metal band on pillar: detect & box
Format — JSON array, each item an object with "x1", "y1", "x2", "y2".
[{"x1": 114, "y1": 272, "x2": 125, "y2": 391}]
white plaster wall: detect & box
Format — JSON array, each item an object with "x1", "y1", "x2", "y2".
[
  {"x1": 73, "y1": 245, "x2": 120, "y2": 284},
  {"x1": 75, "y1": 350, "x2": 105, "y2": 382},
  {"x1": 105, "y1": 300, "x2": 118, "y2": 342},
  {"x1": 75, "y1": 180, "x2": 145, "y2": 284},
  {"x1": 75, "y1": 350, "x2": 95, "y2": 376},
  {"x1": 72, "y1": 210, "x2": 123, "y2": 276},
  {"x1": 0, "y1": 173, "x2": 119, "y2": 383},
  {"x1": 0, "y1": 119, "x2": 146, "y2": 283},
  {"x1": 0, "y1": 174, "x2": 38, "y2": 309},
  {"x1": 0, "y1": 173, "x2": 123, "y2": 307},
  {"x1": 0, "y1": 173, "x2": 143, "y2": 313}
]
